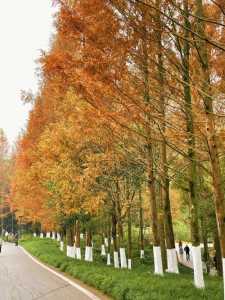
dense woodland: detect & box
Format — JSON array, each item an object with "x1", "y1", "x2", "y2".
[{"x1": 1, "y1": 0, "x2": 225, "y2": 294}]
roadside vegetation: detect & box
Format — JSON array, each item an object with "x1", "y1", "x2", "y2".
[{"x1": 21, "y1": 237, "x2": 223, "y2": 300}]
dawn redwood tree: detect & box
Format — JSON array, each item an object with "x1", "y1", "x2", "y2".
[{"x1": 194, "y1": 0, "x2": 225, "y2": 294}]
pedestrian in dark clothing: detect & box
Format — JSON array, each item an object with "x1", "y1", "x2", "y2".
[
  {"x1": 15, "y1": 233, "x2": 18, "y2": 246},
  {"x1": 179, "y1": 240, "x2": 183, "y2": 257},
  {"x1": 0, "y1": 238, "x2": 2, "y2": 253},
  {"x1": 214, "y1": 254, "x2": 217, "y2": 270},
  {"x1": 184, "y1": 245, "x2": 190, "y2": 261}
]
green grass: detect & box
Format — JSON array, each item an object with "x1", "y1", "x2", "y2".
[{"x1": 20, "y1": 237, "x2": 223, "y2": 300}]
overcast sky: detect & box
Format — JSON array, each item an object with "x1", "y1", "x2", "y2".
[{"x1": 0, "y1": 0, "x2": 57, "y2": 146}]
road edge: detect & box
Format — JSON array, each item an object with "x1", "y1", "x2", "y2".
[{"x1": 19, "y1": 246, "x2": 101, "y2": 300}]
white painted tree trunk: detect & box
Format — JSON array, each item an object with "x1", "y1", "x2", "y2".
[
  {"x1": 153, "y1": 246, "x2": 163, "y2": 275},
  {"x1": 223, "y1": 258, "x2": 225, "y2": 300},
  {"x1": 89, "y1": 247, "x2": 93, "y2": 261},
  {"x1": 46, "y1": 232, "x2": 51, "y2": 238},
  {"x1": 76, "y1": 247, "x2": 81, "y2": 260},
  {"x1": 60, "y1": 241, "x2": 64, "y2": 251},
  {"x1": 128, "y1": 259, "x2": 132, "y2": 270},
  {"x1": 120, "y1": 248, "x2": 127, "y2": 268},
  {"x1": 85, "y1": 246, "x2": 89, "y2": 261},
  {"x1": 101, "y1": 244, "x2": 106, "y2": 256},
  {"x1": 140, "y1": 249, "x2": 144, "y2": 259},
  {"x1": 52, "y1": 232, "x2": 55, "y2": 239},
  {"x1": 57, "y1": 233, "x2": 61, "y2": 242},
  {"x1": 33, "y1": 233, "x2": 37, "y2": 237},
  {"x1": 85, "y1": 246, "x2": 93, "y2": 262},
  {"x1": 114, "y1": 251, "x2": 119, "y2": 268},
  {"x1": 40, "y1": 233, "x2": 43, "y2": 238},
  {"x1": 107, "y1": 253, "x2": 111, "y2": 265},
  {"x1": 111, "y1": 238, "x2": 114, "y2": 245},
  {"x1": 66, "y1": 246, "x2": 71, "y2": 257},
  {"x1": 166, "y1": 248, "x2": 179, "y2": 274},
  {"x1": 71, "y1": 246, "x2": 76, "y2": 258},
  {"x1": 66, "y1": 246, "x2": 75, "y2": 258},
  {"x1": 192, "y1": 246, "x2": 205, "y2": 288},
  {"x1": 80, "y1": 233, "x2": 84, "y2": 239},
  {"x1": 104, "y1": 238, "x2": 108, "y2": 247}
]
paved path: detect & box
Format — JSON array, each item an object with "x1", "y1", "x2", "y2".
[
  {"x1": 175, "y1": 243, "x2": 208, "y2": 271},
  {"x1": 175, "y1": 243, "x2": 194, "y2": 269},
  {"x1": 0, "y1": 243, "x2": 99, "y2": 300}
]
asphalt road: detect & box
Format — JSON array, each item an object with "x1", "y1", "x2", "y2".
[{"x1": 0, "y1": 242, "x2": 98, "y2": 300}]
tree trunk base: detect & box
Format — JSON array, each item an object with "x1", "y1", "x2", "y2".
[
  {"x1": 104, "y1": 238, "x2": 108, "y2": 247},
  {"x1": 60, "y1": 241, "x2": 64, "y2": 252},
  {"x1": 114, "y1": 251, "x2": 119, "y2": 268},
  {"x1": 120, "y1": 248, "x2": 127, "y2": 268},
  {"x1": 101, "y1": 244, "x2": 106, "y2": 256},
  {"x1": 67, "y1": 246, "x2": 75, "y2": 258},
  {"x1": 223, "y1": 258, "x2": 225, "y2": 299},
  {"x1": 107, "y1": 253, "x2": 111, "y2": 265},
  {"x1": 85, "y1": 246, "x2": 93, "y2": 262},
  {"x1": 128, "y1": 258, "x2": 132, "y2": 270},
  {"x1": 166, "y1": 248, "x2": 179, "y2": 274},
  {"x1": 192, "y1": 246, "x2": 205, "y2": 288},
  {"x1": 57, "y1": 233, "x2": 61, "y2": 241},
  {"x1": 76, "y1": 247, "x2": 81, "y2": 260},
  {"x1": 153, "y1": 246, "x2": 163, "y2": 275}
]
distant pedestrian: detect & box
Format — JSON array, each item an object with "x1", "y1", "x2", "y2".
[
  {"x1": 15, "y1": 233, "x2": 19, "y2": 246},
  {"x1": 214, "y1": 254, "x2": 217, "y2": 270},
  {"x1": 179, "y1": 240, "x2": 183, "y2": 257},
  {"x1": 0, "y1": 237, "x2": 3, "y2": 253},
  {"x1": 184, "y1": 245, "x2": 190, "y2": 261}
]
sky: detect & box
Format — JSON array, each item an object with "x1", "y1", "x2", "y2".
[{"x1": 0, "y1": 0, "x2": 58, "y2": 146}]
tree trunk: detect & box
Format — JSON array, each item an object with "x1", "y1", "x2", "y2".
[
  {"x1": 195, "y1": 0, "x2": 225, "y2": 295},
  {"x1": 214, "y1": 228, "x2": 223, "y2": 276},
  {"x1": 181, "y1": 0, "x2": 204, "y2": 288},
  {"x1": 66, "y1": 226, "x2": 73, "y2": 246},
  {"x1": 85, "y1": 228, "x2": 93, "y2": 262},
  {"x1": 141, "y1": 9, "x2": 163, "y2": 275},
  {"x1": 159, "y1": 184, "x2": 167, "y2": 271},
  {"x1": 66, "y1": 225, "x2": 75, "y2": 258},
  {"x1": 127, "y1": 204, "x2": 132, "y2": 269},
  {"x1": 107, "y1": 218, "x2": 111, "y2": 265},
  {"x1": 116, "y1": 197, "x2": 124, "y2": 247},
  {"x1": 75, "y1": 220, "x2": 80, "y2": 248},
  {"x1": 139, "y1": 189, "x2": 145, "y2": 258},
  {"x1": 147, "y1": 141, "x2": 163, "y2": 275},
  {"x1": 112, "y1": 205, "x2": 119, "y2": 268},
  {"x1": 201, "y1": 217, "x2": 210, "y2": 274},
  {"x1": 75, "y1": 220, "x2": 81, "y2": 259},
  {"x1": 155, "y1": 0, "x2": 176, "y2": 258},
  {"x1": 101, "y1": 228, "x2": 106, "y2": 256}
]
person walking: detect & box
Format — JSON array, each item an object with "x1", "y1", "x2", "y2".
[
  {"x1": 0, "y1": 237, "x2": 3, "y2": 253},
  {"x1": 179, "y1": 240, "x2": 183, "y2": 258},
  {"x1": 14, "y1": 232, "x2": 18, "y2": 246},
  {"x1": 184, "y1": 244, "x2": 190, "y2": 261}
]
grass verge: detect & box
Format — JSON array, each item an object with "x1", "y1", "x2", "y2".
[{"x1": 20, "y1": 237, "x2": 223, "y2": 300}]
